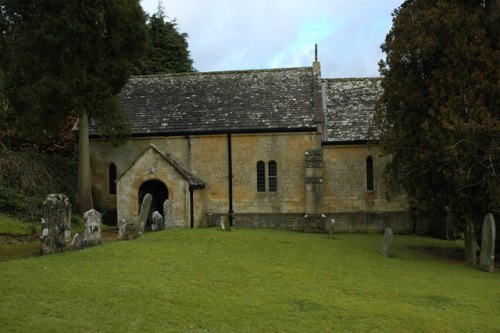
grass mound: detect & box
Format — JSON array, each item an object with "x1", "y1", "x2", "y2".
[{"x1": 0, "y1": 228, "x2": 498, "y2": 332}]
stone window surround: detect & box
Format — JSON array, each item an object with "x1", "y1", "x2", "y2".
[
  {"x1": 256, "y1": 160, "x2": 278, "y2": 192},
  {"x1": 366, "y1": 156, "x2": 374, "y2": 192},
  {"x1": 109, "y1": 162, "x2": 117, "y2": 195}
]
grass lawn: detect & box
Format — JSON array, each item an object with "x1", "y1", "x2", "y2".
[
  {"x1": 0, "y1": 214, "x2": 35, "y2": 236},
  {"x1": 0, "y1": 227, "x2": 498, "y2": 332}
]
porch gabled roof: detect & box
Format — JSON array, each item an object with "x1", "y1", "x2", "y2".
[{"x1": 116, "y1": 144, "x2": 205, "y2": 189}]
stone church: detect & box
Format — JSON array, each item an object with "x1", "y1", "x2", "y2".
[{"x1": 89, "y1": 56, "x2": 411, "y2": 233}]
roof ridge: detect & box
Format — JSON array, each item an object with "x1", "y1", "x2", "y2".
[
  {"x1": 322, "y1": 77, "x2": 381, "y2": 81},
  {"x1": 131, "y1": 66, "x2": 313, "y2": 79}
]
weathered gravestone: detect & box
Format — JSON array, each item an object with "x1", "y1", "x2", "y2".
[
  {"x1": 84, "y1": 209, "x2": 102, "y2": 246},
  {"x1": 465, "y1": 222, "x2": 478, "y2": 266},
  {"x1": 117, "y1": 219, "x2": 129, "y2": 240},
  {"x1": 381, "y1": 227, "x2": 393, "y2": 257},
  {"x1": 137, "y1": 194, "x2": 152, "y2": 236},
  {"x1": 220, "y1": 216, "x2": 231, "y2": 231},
  {"x1": 40, "y1": 194, "x2": 72, "y2": 255},
  {"x1": 151, "y1": 211, "x2": 164, "y2": 231},
  {"x1": 479, "y1": 213, "x2": 496, "y2": 272},
  {"x1": 70, "y1": 233, "x2": 84, "y2": 250},
  {"x1": 163, "y1": 199, "x2": 174, "y2": 229},
  {"x1": 328, "y1": 219, "x2": 336, "y2": 239}
]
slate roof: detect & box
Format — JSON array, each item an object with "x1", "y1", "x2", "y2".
[
  {"x1": 323, "y1": 77, "x2": 382, "y2": 143},
  {"x1": 118, "y1": 67, "x2": 316, "y2": 135}
]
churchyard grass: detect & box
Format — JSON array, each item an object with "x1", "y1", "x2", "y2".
[
  {"x1": 0, "y1": 227, "x2": 498, "y2": 332},
  {"x1": 0, "y1": 214, "x2": 34, "y2": 235}
]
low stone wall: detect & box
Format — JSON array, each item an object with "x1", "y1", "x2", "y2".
[{"x1": 206, "y1": 211, "x2": 412, "y2": 234}]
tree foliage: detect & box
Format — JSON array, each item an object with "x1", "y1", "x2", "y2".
[
  {"x1": 0, "y1": 0, "x2": 147, "y2": 140},
  {"x1": 376, "y1": 0, "x2": 499, "y2": 237},
  {"x1": 0, "y1": 0, "x2": 148, "y2": 213},
  {"x1": 141, "y1": 2, "x2": 194, "y2": 74}
]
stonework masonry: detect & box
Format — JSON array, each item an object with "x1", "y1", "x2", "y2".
[{"x1": 89, "y1": 63, "x2": 411, "y2": 233}]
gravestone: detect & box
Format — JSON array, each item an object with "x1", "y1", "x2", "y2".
[
  {"x1": 381, "y1": 227, "x2": 393, "y2": 257},
  {"x1": 137, "y1": 194, "x2": 152, "y2": 236},
  {"x1": 220, "y1": 216, "x2": 231, "y2": 231},
  {"x1": 465, "y1": 222, "x2": 477, "y2": 266},
  {"x1": 151, "y1": 211, "x2": 164, "y2": 231},
  {"x1": 479, "y1": 213, "x2": 496, "y2": 272},
  {"x1": 163, "y1": 199, "x2": 174, "y2": 229},
  {"x1": 40, "y1": 194, "x2": 72, "y2": 255},
  {"x1": 70, "y1": 233, "x2": 84, "y2": 250},
  {"x1": 117, "y1": 219, "x2": 129, "y2": 240},
  {"x1": 328, "y1": 219, "x2": 336, "y2": 239},
  {"x1": 83, "y1": 209, "x2": 102, "y2": 246}
]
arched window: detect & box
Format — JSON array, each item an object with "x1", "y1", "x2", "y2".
[
  {"x1": 109, "y1": 163, "x2": 117, "y2": 195},
  {"x1": 257, "y1": 161, "x2": 265, "y2": 192},
  {"x1": 366, "y1": 156, "x2": 374, "y2": 191},
  {"x1": 268, "y1": 160, "x2": 277, "y2": 192}
]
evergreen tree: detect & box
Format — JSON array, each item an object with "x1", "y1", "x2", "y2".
[
  {"x1": 376, "y1": 0, "x2": 499, "y2": 238},
  {"x1": 0, "y1": 0, "x2": 147, "y2": 214},
  {"x1": 142, "y1": 2, "x2": 194, "y2": 74}
]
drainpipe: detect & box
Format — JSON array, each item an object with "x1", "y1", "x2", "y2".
[
  {"x1": 189, "y1": 187, "x2": 194, "y2": 228},
  {"x1": 227, "y1": 132, "x2": 234, "y2": 226}
]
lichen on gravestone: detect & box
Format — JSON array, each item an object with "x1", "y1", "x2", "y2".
[
  {"x1": 117, "y1": 219, "x2": 129, "y2": 240},
  {"x1": 40, "y1": 193, "x2": 72, "y2": 255},
  {"x1": 83, "y1": 209, "x2": 102, "y2": 246},
  {"x1": 151, "y1": 211, "x2": 164, "y2": 231}
]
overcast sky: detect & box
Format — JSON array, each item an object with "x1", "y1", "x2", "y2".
[{"x1": 140, "y1": 0, "x2": 404, "y2": 78}]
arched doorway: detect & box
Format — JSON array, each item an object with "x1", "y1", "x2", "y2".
[{"x1": 138, "y1": 180, "x2": 168, "y2": 229}]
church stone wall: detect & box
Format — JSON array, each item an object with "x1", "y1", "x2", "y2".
[
  {"x1": 90, "y1": 131, "x2": 321, "y2": 227},
  {"x1": 322, "y1": 144, "x2": 410, "y2": 232},
  {"x1": 89, "y1": 135, "x2": 411, "y2": 232}
]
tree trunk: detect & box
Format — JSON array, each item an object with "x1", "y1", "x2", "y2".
[{"x1": 78, "y1": 108, "x2": 93, "y2": 215}]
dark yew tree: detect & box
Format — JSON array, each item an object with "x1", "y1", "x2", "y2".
[
  {"x1": 142, "y1": 2, "x2": 194, "y2": 74},
  {"x1": 376, "y1": 0, "x2": 499, "y2": 239},
  {"x1": 0, "y1": 0, "x2": 147, "y2": 214}
]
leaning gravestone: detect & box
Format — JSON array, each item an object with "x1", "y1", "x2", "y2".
[
  {"x1": 137, "y1": 194, "x2": 152, "y2": 236},
  {"x1": 479, "y1": 213, "x2": 496, "y2": 272},
  {"x1": 381, "y1": 227, "x2": 393, "y2": 257},
  {"x1": 117, "y1": 219, "x2": 129, "y2": 240},
  {"x1": 70, "y1": 233, "x2": 84, "y2": 250},
  {"x1": 40, "y1": 194, "x2": 72, "y2": 255},
  {"x1": 163, "y1": 199, "x2": 174, "y2": 229},
  {"x1": 465, "y1": 222, "x2": 477, "y2": 266},
  {"x1": 83, "y1": 209, "x2": 102, "y2": 246},
  {"x1": 151, "y1": 211, "x2": 164, "y2": 231}
]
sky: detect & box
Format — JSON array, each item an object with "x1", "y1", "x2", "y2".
[{"x1": 140, "y1": 0, "x2": 404, "y2": 78}]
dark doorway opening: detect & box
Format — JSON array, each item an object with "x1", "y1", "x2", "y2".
[{"x1": 138, "y1": 180, "x2": 168, "y2": 229}]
